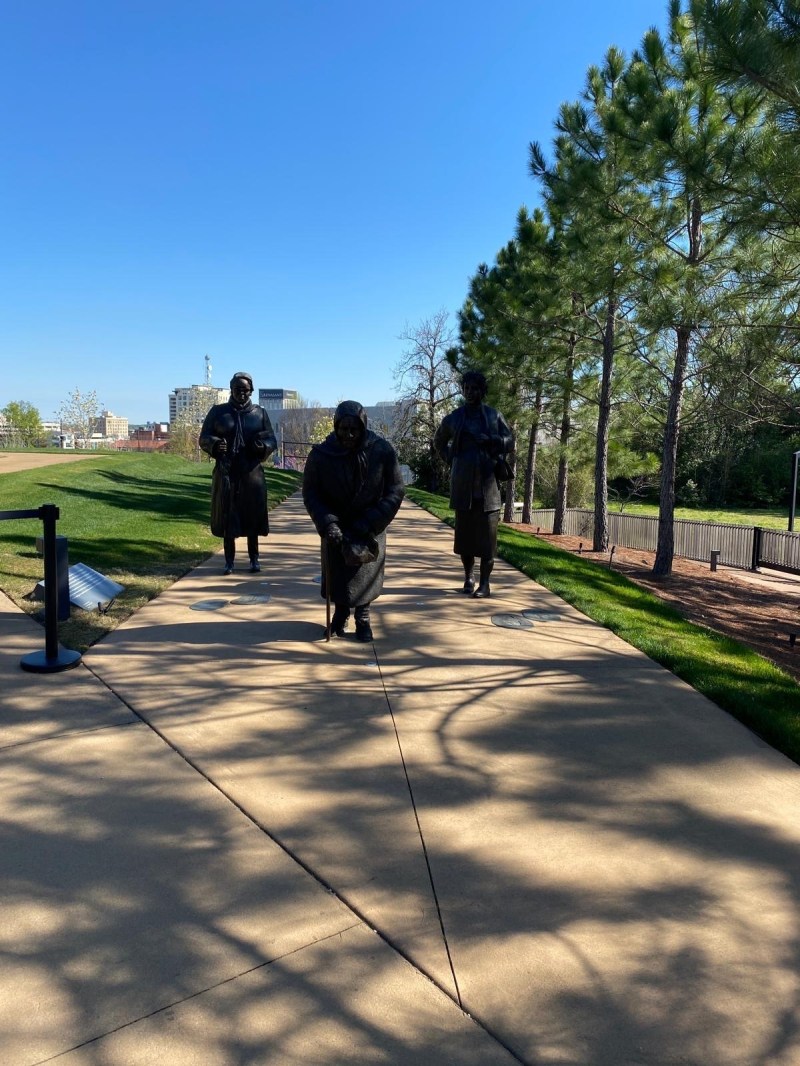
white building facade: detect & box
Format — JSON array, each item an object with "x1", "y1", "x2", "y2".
[
  {"x1": 91, "y1": 411, "x2": 129, "y2": 439},
  {"x1": 169, "y1": 385, "x2": 228, "y2": 424}
]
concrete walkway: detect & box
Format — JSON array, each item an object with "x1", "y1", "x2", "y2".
[{"x1": 2, "y1": 493, "x2": 800, "y2": 1066}]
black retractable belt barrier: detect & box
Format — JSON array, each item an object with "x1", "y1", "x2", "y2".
[{"x1": 0, "y1": 504, "x2": 82, "y2": 673}]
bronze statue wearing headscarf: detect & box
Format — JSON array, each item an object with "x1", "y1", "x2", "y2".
[
  {"x1": 199, "y1": 372, "x2": 277, "y2": 574},
  {"x1": 302, "y1": 400, "x2": 405, "y2": 641}
]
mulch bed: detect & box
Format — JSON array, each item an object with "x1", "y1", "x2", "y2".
[{"x1": 508, "y1": 524, "x2": 800, "y2": 685}]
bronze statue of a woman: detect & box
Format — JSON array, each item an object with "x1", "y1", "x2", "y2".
[
  {"x1": 302, "y1": 400, "x2": 405, "y2": 641},
  {"x1": 199, "y1": 372, "x2": 277, "y2": 574},
  {"x1": 434, "y1": 370, "x2": 514, "y2": 598}
]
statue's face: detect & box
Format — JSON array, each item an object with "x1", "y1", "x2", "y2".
[
  {"x1": 231, "y1": 381, "x2": 252, "y2": 402},
  {"x1": 336, "y1": 415, "x2": 362, "y2": 451},
  {"x1": 463, "y1": 380, "x2": 483, "y2": 406}
]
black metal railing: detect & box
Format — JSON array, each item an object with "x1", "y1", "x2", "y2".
[{"x1": 513, "y1": 506, "x2": 800, "y2": 574}]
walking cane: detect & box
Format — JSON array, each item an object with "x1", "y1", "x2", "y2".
[{"x1": 323, "y1": 537, "x2": 331, "y2": 642}]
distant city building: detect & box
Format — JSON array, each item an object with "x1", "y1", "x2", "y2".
[
  {"x1": 363, "y1": 401, "x2": 398, "y2": 433},
  {"x1": 91, "y1": 411, "x2": 129, "y2": 439},
  {"x1": 39, "y1": 419, "x2": 73, "y2": 448},
  {"x1": 169, "y1": 385, "x2": 228, "y2": 424},
  {"x1": 258, "y1": 388, "x2": 300, "y2": 411},
  {"x1": 126, "y1": 423, "x2": 170, "y2": 452},
  {"x1": 268, "y1": 398, "x2": 402, "y2": 438}
]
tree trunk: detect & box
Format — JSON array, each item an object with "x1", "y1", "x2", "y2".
[
  {"x1": 522, "y1": 384, "x2": 543, "y2": 525},
  {"x1": 654, "y1": 192, "x2": 702, "y2": 577},
  {"x1": 593, "y1": 294, "x2": 616, "y2": 551},
  {"x1": 502, "y1": 419, "x2": 518, "y2": 523},
  {"x1": 428, "y1": 439, "x2": 441, "y2": 494},
  {"x1": 653, "y1": 325, "x2": 691, "y2": 576},
  {"x1": 553, "y1": 333, "x2": 575, "y2": 535}
]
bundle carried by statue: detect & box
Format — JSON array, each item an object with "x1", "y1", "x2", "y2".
[{"x1": 341, "y1": 534, "x2": 379, "y2": 566}]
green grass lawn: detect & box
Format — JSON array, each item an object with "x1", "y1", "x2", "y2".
[
  {"x1": 601, "y1": 501, "x2": 789, "y2": 529},
  {"x1": 0, "y1": 452, "x2": 302, "y2": 650},
  {"x1": 409, "y1": 487, "x2": 800, "y2": 766}
]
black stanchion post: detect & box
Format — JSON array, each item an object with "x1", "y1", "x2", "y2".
[
  {"x1": 20, "y1": 504, "x2": 81, "y2": 673},
  {"x1": 54, "y1": 535, "x2": 70, "y2": 621},
  {"x1": 42, "y1": 504, "x2": 59, "y2": 661}
]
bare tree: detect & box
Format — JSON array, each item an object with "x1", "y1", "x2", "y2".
[
  {"x1": 393, "y1": 310, "x2": 460, "y2": 491},
  {"x1": 169, "y1": 392, "x2": 211, "y2": 461},
  {"x1": 58, "y1": 387, "x2": 100, "y2": 446},
  {"x1": 277, "y1": 396, "x2": 333, "y2": 468}
]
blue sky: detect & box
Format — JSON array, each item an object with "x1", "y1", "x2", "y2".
[{"x1": 1, "y1": 0, "x2": 668, "y2": 425}]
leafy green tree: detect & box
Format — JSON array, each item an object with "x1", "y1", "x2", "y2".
[
  {"x1": 1, "y1": 400, "x2": 44, "y2": 447},
  {"x1": 696, "y1": 0, "x2": 800, "y2": 238},
  {"x1": 677, "y1": 314, "x2": 800, "y2": 503},
  {"x1": 615, "y1": 5, "x2": 765, "y2": 573},
  {"x1": 532, "y1": 47, "x2": 652, "y2": 548}
]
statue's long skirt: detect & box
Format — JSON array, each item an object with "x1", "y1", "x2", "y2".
[
  {"x1": 453, "y1": 506, "x2": 499, "y2": 559},
  {"x1": 320, "y1": 531, "x2": 387, "y2": 607}
]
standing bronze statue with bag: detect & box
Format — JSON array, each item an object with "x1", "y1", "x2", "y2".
[{"x1": 434, "y1": 370, "x2": 514, "y2": 598}]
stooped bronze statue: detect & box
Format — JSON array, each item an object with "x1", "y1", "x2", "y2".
[
  {"x1": 302, "y1": 400, "x2": 405, "y2": 641},
  {"x1": 434, "y1": 370, "x2": 514, "y2": 598},
  {"x1": 199, "y1": 372, "x2": 277, "y2": 574}
]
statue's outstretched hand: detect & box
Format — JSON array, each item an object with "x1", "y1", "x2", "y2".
[{"x1": 326, "y1": 523, "x2": 344, "y2": 542}]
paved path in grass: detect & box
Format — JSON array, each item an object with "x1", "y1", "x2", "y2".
[
  {"x1": 2, "y1": 492, "x2": 800, "y2": 1065},
  {"x1": 0, "y1": 451, "x2": 99, "y2": 473}
]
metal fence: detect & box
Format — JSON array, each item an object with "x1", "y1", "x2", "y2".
[
  {"x1": 759, "y1": 528, "x2": 800, "y2": 573},
  {"x1": 512, "y1": 506, "x2": 800, "y2": 574}
]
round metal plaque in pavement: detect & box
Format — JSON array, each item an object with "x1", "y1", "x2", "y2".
[
  {"x1": 491, "y1": 613, "x2": 534, "y2": 629},
  {"x1": 190, "y1": 599, "x2": 229, "y2": 612},
  {"x1": 230, "y1": 593, "x2": 271, "y2": 605},
  {"x1": 521, "y1": 609, "x2": 563, "y2": 622}
]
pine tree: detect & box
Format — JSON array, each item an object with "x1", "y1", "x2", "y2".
[
  {"x1": 615, "y1": 2, "x2": 763, "y2": 574},
  {"x1": 531, "y1": 47, "x2": 650, "y2": 549}
]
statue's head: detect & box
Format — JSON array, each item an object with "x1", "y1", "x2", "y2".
[
  {"x1": 334, "y1": 400, "x2": 367, "y2": 451},
  {"x1": 461, "y1": 369, "x2": 487, "y2": 405},
  {"x1": 229, "y1": 372, "x2": 254, "y2": 404}
]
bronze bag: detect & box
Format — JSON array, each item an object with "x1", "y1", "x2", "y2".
[
  {"x1": 342, "y1": 536, "x2": 379, "y2": 566},
  {"x1": 494, "y1": 456, "x2": 514, "y2": 482}
]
